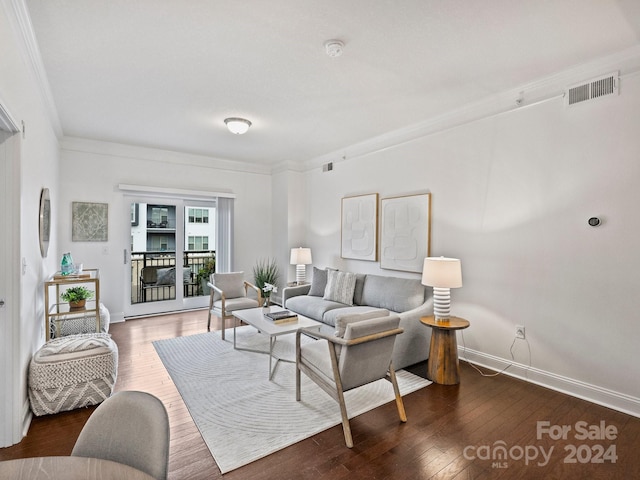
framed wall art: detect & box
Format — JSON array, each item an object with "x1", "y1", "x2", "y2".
[
  {"x1": 380, "y1": 193, "x2": 431, "y2": 273},
  {"x1": 341, "y1": 193, "x2": 378, "y2": 261},
  {"x1": 72, "y1": 202, "x2": 108, "y2": 242}
]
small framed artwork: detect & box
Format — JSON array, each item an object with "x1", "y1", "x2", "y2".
[
  {"x1": 380, "y1": 193, "x2": 431, "y2": 273},
  {"x1": 72, "y1": 202, "x2": 109, "y2": 242},
  {"x1": 341, "y1": 193, "x2": 378, "y2": 261}
]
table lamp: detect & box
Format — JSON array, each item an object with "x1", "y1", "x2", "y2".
[
  {"x1": 421, "y1": 257, "x2": 462, "y2": 321},
  {"x1": 290, "y1": 247, "x2": 312, "y2": 284}
]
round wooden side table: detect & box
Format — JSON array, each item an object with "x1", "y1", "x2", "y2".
[{"x1": 420, "y1": 315, "x2": 470, "y2": 385}]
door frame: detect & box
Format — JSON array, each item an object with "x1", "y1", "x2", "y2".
[
  {"x1": 0, "y1": 116, "x2": 22, "y2": 446},
  {"x1": 123, "y1": 194, "x2": 214, "y2": 317}
]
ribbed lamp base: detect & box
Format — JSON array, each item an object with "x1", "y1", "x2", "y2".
[{"x1": 432, "y1": 287, "x2": 451, "y2": 321}]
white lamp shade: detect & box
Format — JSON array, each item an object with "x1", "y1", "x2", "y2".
[
  {"x1": 421, "y1": 257, "x2": 462, "y2": 288},
  {"x1": 290, "y1": 247, "x2": 312, "y2": 265},
  {"x1": 224, "y1": 117, "x2": 251, "y2": 135}
]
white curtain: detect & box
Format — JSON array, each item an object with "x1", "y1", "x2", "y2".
[{"x1": 216, "y1": 197, "x2": 234, "y2": 272}]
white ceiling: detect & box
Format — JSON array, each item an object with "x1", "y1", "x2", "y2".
[{"x1": 24, "y1": 0, "x2": 640, "y2": 166}]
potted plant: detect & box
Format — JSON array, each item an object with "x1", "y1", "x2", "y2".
[
  {"x1": 196, "y1": 255, "x2": 216, "y2": 295},
  {"x1": 253, "y1": 258, "x2": 279, "y2": 306},
  {"x1": 61, "y1": 286, "x2": 94, "y2": 310}
]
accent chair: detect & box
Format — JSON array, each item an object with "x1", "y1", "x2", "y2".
[
  {"x1": 207, "y1": 271, "x2": 261, "y2": 339},
  {"x1": 295, "y1": 311, "x2": 406, "y2": 447},
  {"x1": 71, "y1": 390, "x2": 170, "y2": 480}
]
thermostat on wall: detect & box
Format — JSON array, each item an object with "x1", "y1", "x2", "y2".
[{"x1": 588, "y1": 217, "x2": 601, "y2": 227}]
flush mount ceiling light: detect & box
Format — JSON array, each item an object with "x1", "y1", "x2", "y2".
[
  {"x1": 324, "y1": 40, "x2": 344, "y2": 57},
  {"x1": 224, "y1": 117, "x2": 252, "y2": 135}
]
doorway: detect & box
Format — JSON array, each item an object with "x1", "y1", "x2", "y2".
[
  {"x1": 124, "y1": 196, "x2": 217, "y2": 317},
  {"x1": 0, "y1": 125, "x2": 21, "y2": 447}
]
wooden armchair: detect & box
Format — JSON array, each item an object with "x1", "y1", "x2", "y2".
[
  {"x1": 207, "y1": 271, "x2": 261, "y2": 339},
  {"x1": 296, "y1": 311, "x2": 406, "y2": 448}
]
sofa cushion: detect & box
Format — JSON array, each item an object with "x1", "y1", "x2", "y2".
[
  {"x1": 322, "y1": 306, "x2": 388, "y2": 328},
  {"x1": 323, "y1": 271, "x2": 357, "y2": 305},
  {"x1": 156, "y1": 267, "x2": 191, "y2": 286},
  {"x1": 156, "y1": 267, "x2": 175, "y2": 285},
  {"x1": 286, "y1": 295, "x2": 346, "y2": 322},
  {"x1": 334, "y1": 309, "x2": 390, "y2": 337},
  {"x1": 307, "y1": 267, "x2": 328, "y2": 296},
  {"x1": 360, "y1": 274, "x2": 426, "y2": 312}
]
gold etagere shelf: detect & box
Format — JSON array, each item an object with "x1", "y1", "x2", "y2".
[{"x1": 44, "y1": 269, "x2": 101, "y2": 341}]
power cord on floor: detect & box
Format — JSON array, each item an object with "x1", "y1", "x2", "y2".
[{"x1": 459, "y1": 330, "x2": 531, "y2": 377}]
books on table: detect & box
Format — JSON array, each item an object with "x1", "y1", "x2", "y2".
[{"x1": 264, "y1": 310, "x2": 299, "y2": 324}]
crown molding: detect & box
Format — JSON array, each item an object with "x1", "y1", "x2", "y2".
[
  {"x1": 61, "y1": 136, "x2": 272, "y2": 175},
  {"x1": 3, "y1": 0, "x2": 63, "y2": 137},
  {"x1": 304, "y1": 45, "x2": 640, "y2": 172},
  {"x1": 0, "y1": 93, "x2": 20, "y2": 133}
]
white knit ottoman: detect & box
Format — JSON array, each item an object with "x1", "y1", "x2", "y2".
[{"x1": 28, "y1": 333, "x2": 118, "y2": 416}]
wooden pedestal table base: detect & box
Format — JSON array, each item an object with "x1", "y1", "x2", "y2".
[{"x1": 420, "y1": 315, "x2": 470, "y2": 385}]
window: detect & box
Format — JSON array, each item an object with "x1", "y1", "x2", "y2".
[
  {"x1": 188, "y1": 208, "x2": 209, "y2": 224},
  {"x1": 188, "y1": 236, "x2": 209, "y2": 250},
  {"x1": 150, "y1": 235, "x2": 169, "y2": 251},
  {"x1": 148, "y1": 206, "x2": 172, "y2": 228}
]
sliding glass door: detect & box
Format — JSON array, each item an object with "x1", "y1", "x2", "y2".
[{"x1": 124, "y1": 196, "x2": 216, "y2": 317}]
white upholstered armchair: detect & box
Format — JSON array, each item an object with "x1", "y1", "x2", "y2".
[
  {"x1": 295, "y1": 311, "x2": 406, "y2": 448},
  {"x1": 207, "y1": 271, "x2": 261, "y2": 339}
]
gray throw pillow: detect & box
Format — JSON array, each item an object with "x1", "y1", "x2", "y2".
[
  {"x1": 307, "y1": 267, "x2": 328, "y2": 296},
  {"x1": 323, "y1": 270, "x2": 357, "y2": 305},
  {"x1": 213, "y1": 272, "x2": 245, "y2": 298},
  {"x1": 156, "y1": 267, "x2": 175, "y2": 285}
]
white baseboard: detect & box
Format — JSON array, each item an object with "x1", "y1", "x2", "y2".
[{"x1": 459, "y1": 346, "x2": 640, "y2": 419}]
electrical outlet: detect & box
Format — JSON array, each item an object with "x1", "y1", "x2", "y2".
[{"x1": 515, "y1": 325, "x2": 526, "y2": 339}]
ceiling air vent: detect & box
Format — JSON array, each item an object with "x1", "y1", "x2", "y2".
[{"x1": 565, "y1": 72, "x2": 619, "y2": 107}]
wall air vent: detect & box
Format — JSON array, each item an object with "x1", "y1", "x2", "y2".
[{"x1": 565, "y1": 72, "x2": 618, "y2": 107}]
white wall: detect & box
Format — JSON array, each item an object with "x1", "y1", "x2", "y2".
[
  {"x1": 272, "y1": 168, "x2": 308, "y2": 288},
  {"x1": 57, "y1": 139, "x2": 273, "y2": 320},
  {"x1": 303, "y1": 72, "x2": 640, "y2": 416},
  {"x1": 0, "y1": 1, "x2": 60, "y2": 445}
]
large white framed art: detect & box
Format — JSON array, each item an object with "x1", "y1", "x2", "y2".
[
  {"x1": 341, "y1": 193, "x2": 378, "y2": 261},
  {"x1": 380, "y1": 193, "x2": 431, "y2": 272}
]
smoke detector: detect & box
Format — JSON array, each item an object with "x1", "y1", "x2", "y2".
[{"x1": 324, "y1": 40, "x2": 344, "y2": 57}]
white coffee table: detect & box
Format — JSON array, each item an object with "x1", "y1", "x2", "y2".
[{"x1": 231, "y1": 306, "x2": 322, "y2": 380}]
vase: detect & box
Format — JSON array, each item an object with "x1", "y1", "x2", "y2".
[
  {"x1": 263, "y1": 297, "x2": 271, "y2": 309},
  {"x1": 61, "y1": 252, "x2": 74, "y2": 276}
]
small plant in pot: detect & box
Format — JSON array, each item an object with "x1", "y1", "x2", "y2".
[
  {"x1": 196, "y1": 256, "x2": 216, "y2": 295},
  {"x1": 61, "y1": 286, "x2": 94, "y2": 310}
]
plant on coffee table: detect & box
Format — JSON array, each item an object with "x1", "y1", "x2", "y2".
[{"x1": 253, "y1": 258, "x2": 279, "y2": 306}]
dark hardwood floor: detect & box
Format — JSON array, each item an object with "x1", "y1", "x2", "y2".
[{"x1": 2, "y1": 309, "x2": 639, "y2": 479}]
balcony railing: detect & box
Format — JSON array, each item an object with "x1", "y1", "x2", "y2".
[{"x1": 130, "y1": 250, "x2": 215, "y2": 304}]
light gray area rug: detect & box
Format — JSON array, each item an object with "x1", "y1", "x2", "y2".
[{"x1": 153, "y1": 326, "x2": 431, "y2": 473}]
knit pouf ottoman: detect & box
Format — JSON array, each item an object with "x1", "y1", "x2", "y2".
[{"x1": 28, "y1": 333, "x2": 118, "y2": 416}]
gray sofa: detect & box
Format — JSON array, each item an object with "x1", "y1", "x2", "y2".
[{"x1": 282, "y1": 268, "x2": 433, "y2": 370}]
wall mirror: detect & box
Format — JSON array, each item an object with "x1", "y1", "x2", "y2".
[{"x1": 39, "y1": 187, "x2": 51, "y2": 257}]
